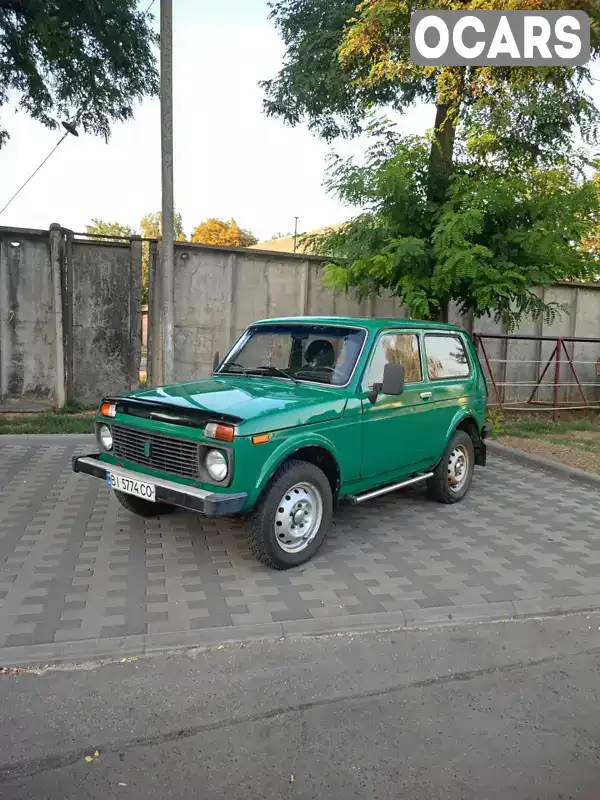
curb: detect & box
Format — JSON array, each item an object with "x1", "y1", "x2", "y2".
[
  {"x1": 0, "y1": 434, "x2": 95, "y2": 444},
  {"x1": 488, "y1": 441, "x2": 600, "y2": 489},
  {"x1": 3, "y1": 595, "x2": 600, "y2": 668}
]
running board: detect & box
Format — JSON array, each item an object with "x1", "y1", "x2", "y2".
[{"x1": 347, "y1": 472, "x2": 434, "y2": 505}]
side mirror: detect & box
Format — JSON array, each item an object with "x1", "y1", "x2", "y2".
[
  {"x1": 382, "y1": 362, "x2": 405, "y2": 395},
  {"x1": 367, "y1": 363, "x2": 405, "y2": 403}
]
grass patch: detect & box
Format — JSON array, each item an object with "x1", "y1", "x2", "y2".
[
  {"x1": 501, "y1": 418, "x2": 600, "y2": 439},
  {"x1": 0, "y1": 412, "x2": 94, "y2": 435},
  {"x1": 491, "y1": 409, "x2": 600, "y2": 474}
]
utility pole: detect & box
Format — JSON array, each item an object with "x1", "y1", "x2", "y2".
[
  {"x1": 160, "y1": 0, "x2": 175, "y2": 384},
  {"x1": 293, "y1": 216, "x2": 299, "y2": 253}
]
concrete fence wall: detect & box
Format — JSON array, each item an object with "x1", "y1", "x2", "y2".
[
  {"x1": 0, "y1": 225, "x2": 142, "y2": 411},
  {"x1": 149, "y1": 242, "x2": 600, "y2": 404},
  {"x1": 1, "y1": 225, "x2": 599, "y2": 411},
  {"x1": 149, "y1": 243, "x2": 416, "y2": 385}
]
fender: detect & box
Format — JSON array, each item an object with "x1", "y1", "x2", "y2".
[
  {"x1": 248, "y1": 430, "x2": 341, "y2": 507},
  {"x1": 432, "y1": 406, "x2": 482, "y2": 467}
]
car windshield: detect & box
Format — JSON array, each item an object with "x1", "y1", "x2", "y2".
[{"x1": 218, "y1": 323, "x2": 367, "y2": 386}]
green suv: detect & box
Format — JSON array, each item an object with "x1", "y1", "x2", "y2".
[{"x1": 73, "y1": 317, "x2": 489, "y2": 569}]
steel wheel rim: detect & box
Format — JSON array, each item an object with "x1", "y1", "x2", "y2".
[
  {"x1": 274, "y1": 482, "x2": 323, "y2": 553},
  {"x1": 447, "y1": 445, "x2": 470, "y2": 493}
]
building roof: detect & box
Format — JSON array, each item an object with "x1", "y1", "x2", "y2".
[{"x1": 249, "y1": 224, "x2": 345, "y2": 254}]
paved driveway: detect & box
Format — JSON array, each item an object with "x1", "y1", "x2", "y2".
[{"x1": 1, "y1": 437, "x2": 600, "y2": 661}]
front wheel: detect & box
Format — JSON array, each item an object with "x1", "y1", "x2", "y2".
[
  {"x1": 426, "y1": 430, "x2": 474, "y2": 504},
  {"x1": 247, "y1": 460, "x2": 333, "y2": 569}
]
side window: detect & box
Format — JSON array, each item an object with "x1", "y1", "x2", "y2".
[
  {"x1": 425, "y1": 335, "x2": 470, "y2": 380},
  {"x1": 365, "y1": 333, "x2": 422, "y2": 388}
]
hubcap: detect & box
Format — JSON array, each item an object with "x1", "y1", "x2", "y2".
[
  {"x1": 274, "y1": 482, "x2": 323, "y2": 554},
  {"x1": 447, "y1": 445, "x2": 469, "y2": 493}
]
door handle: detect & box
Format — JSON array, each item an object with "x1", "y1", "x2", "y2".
[{"x1": 420, "y1": 391, "x2": 432, "y2": 400}]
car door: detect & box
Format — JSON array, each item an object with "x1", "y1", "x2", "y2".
[
  {"x1": 421, "y1": 332, "x2": 475, "y2": 458},
  {"x1": 359, "y1": 330, "x2": 434, "y2": 482}
]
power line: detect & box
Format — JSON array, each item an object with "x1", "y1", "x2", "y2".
[
  {"x1": 145, "y1": 0, "x2": 156, "y2": 13},
  {"x1": 0, "y1": 132, "x2": 70, "y2": 220}
]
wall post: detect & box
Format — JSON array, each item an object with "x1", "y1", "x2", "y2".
[
  {"x1": 48, "y1": 223, "x2": 66, "y2": 409},
  {"x1": 129, "y1": 235, "x2": 143, "y2": 390}
]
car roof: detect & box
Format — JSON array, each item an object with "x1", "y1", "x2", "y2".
[{"x1": 253, "y1": 316, "x2": 465, "y2": 333}]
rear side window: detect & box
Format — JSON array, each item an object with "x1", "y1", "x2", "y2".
[{"x1": 425, "y1": 335, "x2": 470, "y2": 380}]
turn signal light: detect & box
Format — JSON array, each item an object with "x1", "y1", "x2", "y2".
[
  {"x1": 252, "y1": 434, "x2": 271, "y2": 445},
  {"x1": 100, "y1": 402, "x2": 116, "y2": 418},
  {"x1": 204, "y1": 422, "x2": 235, "y2": 442}
]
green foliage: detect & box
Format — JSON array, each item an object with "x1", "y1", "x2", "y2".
[
  {"x1": 86, "y1": 219, "x2": 134, "y2": 242},
  {"x1": 0, "y1": 413, "x2": 94, "y2": 435},
  {"x1": 140, "y1": 212, "x2": 187, "y2": 305},
  {"x1": 0, "y1": 0, "x2": 159, "y2": 147},
  {"x1": 263, "y1": 0, "x2": 600, "y2": 144},
  {"x1": 263, "y1": 1, "x2": 600, "y2": 325},
  {"x1": 140, "y1": 212, "x2": 186, "y2": 242},
  {"x1": 310, "y1": 125, "x2": 600, "y2": 327},
  {"x1": 261, "y1": 0, "x2": 371, "y2": 141},
  {"x1": 486, "y1": 408, "x2": 505, "y2": 439},
  {"x1": 59, "y1": 400, "x2": 89, "y2": 415}
]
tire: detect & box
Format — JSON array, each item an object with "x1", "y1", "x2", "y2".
[
  {"x1": 426, "y1": 430, "x2": 474, "y2": 504},
  {"x1": 247, "y1": 459, "x2": 333, "y2": 570},
  {"x1": 114, "y1": 490, "x2": 176, "y2": 518}
]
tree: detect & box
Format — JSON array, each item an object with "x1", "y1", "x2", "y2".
[
  {"x1": 191, "y1": 218, "x2": 258, "y2": 247},
  {"x1": 309, "y1": 128, "x2": 600, "y2": 327},
  {"x1": 139, "y1": 212, "x2": 187, "y2": 306},
  {"x1": 270, "y1": 231, "x2": 293, "y2": 240},
  {"x1": 263, "y1": 0, "x2": 600, "y2": 323},
  {"x1": 140, "y1": 211, "x2": 186, "y2": 242},
  {"x1": 86, "y1": 219, "x2": 134, "y2": 243},
  {"x1": 262, "y1": 1, "x2": 600, "y2": 164},
  {"x1": 0, "y1": 0, "x2": 159, "y2": 148}
]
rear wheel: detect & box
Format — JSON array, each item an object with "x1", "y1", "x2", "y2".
[
  {"x1": 114, "y1": 490, "x2": 176, "y2": 518},
  {"x1": 247, "y1": 460, "x2": 333, "y2": 569},
  {"x1": 426, "y1": 430, "x2": 474, "y2": 504}
]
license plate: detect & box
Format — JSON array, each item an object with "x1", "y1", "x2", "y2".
[{"x1": 107, "y1": 472, "x2": 156, "y2": 502}]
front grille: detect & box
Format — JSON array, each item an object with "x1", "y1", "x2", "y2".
[{"x1": 112, "y1": 424, "x2": 200, "y2": 480}]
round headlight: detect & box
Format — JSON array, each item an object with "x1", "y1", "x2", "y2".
[
  {"x1": 205, "y1": 449, "x2": 228, "y2": 482},
  {"x1": 99, "y1": 424, "x2": 113, "y2": 451}
]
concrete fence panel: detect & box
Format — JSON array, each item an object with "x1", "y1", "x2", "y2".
[
  {"x1": 0, "y1": 228, "x2": 58, "y2": 411},
  {"x1": 68, "y1": 237, "x2": 141, "y2": 405}
]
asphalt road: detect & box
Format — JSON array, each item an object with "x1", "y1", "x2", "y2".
[{"x1": 2, "y1": 614, "x2": 600, "y2": 799}]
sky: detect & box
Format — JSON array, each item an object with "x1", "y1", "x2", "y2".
[{"x1": 0, "y1": 1, "x2": 598, "y2": 242}]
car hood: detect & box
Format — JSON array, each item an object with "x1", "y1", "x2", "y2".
[{"x1": 123, "y1": 376, "x2": 348, "y2": 435}]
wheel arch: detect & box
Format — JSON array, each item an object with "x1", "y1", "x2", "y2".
[
  {"x1": 251, "y1": 437, "x2": 342, "y2": 508},
  {"x1": 454, "y1": 414, "x2": 486, "y2": 466}
]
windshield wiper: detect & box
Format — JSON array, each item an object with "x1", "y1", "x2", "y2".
[
  {"x1": 246, "y1": 365, "x2": 299, "y2": 385},
  {"x1": 221, "y1": 362, "x2": 299, "y2": 384},
  {"x1": 220, "y1": 362, "x2": 249, "y2": 374}
]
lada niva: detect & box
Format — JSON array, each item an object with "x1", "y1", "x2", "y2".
[{"x1": 73, "y1": 317, "x2": 489, "y2": 569}]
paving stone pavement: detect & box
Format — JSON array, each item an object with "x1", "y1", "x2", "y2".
[{"x1": 1, "y1": 438, "x2": 600, "y2": 653}]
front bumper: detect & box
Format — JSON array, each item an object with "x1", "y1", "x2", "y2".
[{"x1": 72, "y1": 454, "x2": 248, "y2": 517}]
